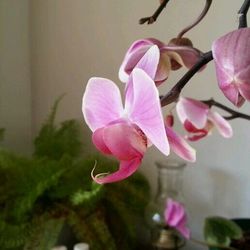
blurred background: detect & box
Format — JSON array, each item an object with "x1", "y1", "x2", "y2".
[{"x1": 0, "y1": 1, "x2": 250, "y2": 249}]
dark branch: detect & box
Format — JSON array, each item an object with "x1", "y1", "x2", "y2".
[
  {"x1": 203, "y1": 99, "x2": 250, "y2": 121},
  {"x1": 160, "y1": 51, "x2": 213, "y2": 107},
  {"x1": 139, "y1": 0, "x2": 170, "y2": 25},
  {"x1": 177, "y1": 0, "x2": 213, "y2": 39},
  {"x1": 238, "y1": 0, "x2": 250, "y2": 28}
]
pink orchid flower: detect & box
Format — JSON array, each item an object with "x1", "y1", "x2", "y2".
[
  {"x1": 212, "y1": 28, "x2": 250, "y2": 107},
  {"x1": 119, "y1": 38, "x2": 202, "y2": 85},
  {"x1": 176, "y1": 97, "x2": 233, "y2": 141},
  {"x1": 82, "y1": 61, "x2": 169, "y2": 183},
  {"x1": 164, "y1": 114, "x2": 196, "y2": 162},
  {"x1": 164, "y1": 198, "x2": 190, "y2": 239}
]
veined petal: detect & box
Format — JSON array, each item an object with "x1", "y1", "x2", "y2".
[
  {"x1": 212, "y1": 28, "x2": 250, "y2": 106},
  {"x1": 208, "y1": 111, "x2": 233, "y2": 138},
  {"x1": 212, "y1": 28, "x2": 250, "y2": 77},
  {"x1": 102, "y1": 123, "x2": 146, "y2": 160},
  {"x1": 176, "y1": 97, "x2": 209, "y2": 129},
  {"x1": 92, "y1": 158, "x2": 142, "y2": 184},
  {"x1": 82, "y1": 78, "x2": 123, "y2": 131},
  {"x1": 119, "y1": 39, "x2": 153, "y2": 83},
  {"x1": 125, "y1": 68, "x2": 169, "y2": 155},
  {"x1": 166, "y1": 127, "x2": 196, "y2": 162},
  {"x1": 135, "y1": 45, "x2": 160, "y2": 80}
]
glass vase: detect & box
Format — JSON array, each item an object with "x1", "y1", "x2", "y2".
[{"x1": 146, "y1": 160, "x2": 186, "y2": 250}]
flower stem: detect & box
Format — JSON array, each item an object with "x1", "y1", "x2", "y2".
[
  {"x1": 177, "y1": 0, "x2": 213, "y2": 39},
  {"x1": 139, "y1": 0, "x2": 170, "y2": 25},
  {"x1": 238, "y1": 0, "x2": 250, "y2": 28},
  {"x1": 160, "y1": 51, "x2": 213, "y2": 107},
  {"x1": 202, "y1": 99, "x2": 250, "y2": 121}
]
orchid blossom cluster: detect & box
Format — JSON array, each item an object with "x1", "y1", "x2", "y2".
[{"x1": 82, "y1": 0, "x2": 250, "y2": 186}]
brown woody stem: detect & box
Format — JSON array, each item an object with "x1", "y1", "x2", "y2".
[
  {"x1": 139, "y1": 0, "x2": 170, "y2": 25},
  {"x1": 202, "y1": 99, "x2": 250, "y2": 121},
  {"x1": 177, "y1": 0, "x2": 213, "y2": 39},
  {"x1": 238, "y1": 0, "x2": 250, "y2": 28},
  {"x1": 160, "y1": 51, "x2": 213, "y2": 107}
]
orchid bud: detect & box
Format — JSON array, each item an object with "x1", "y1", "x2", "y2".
[
  {"x1": 168, "y1": 37, "x2": 193, "y2": 47},
  {"x1": 119, "y1": 38, "x2": 202, "y2": 85},
  {"x1": 165, "y1": 113, "x2": 174, "y2": 127}
]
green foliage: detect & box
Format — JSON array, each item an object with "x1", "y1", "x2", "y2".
[
  {"x1": 34, "y1": 95, "x2": 82, "y2": 160},
  {"x1": 0, "y1": 97, "x2": 151, "y2": 250},
  {"x1": 204, "y1": 216, "x2": 243, "y2": 247}
]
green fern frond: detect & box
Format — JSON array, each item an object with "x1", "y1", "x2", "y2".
[
  {"x1": 71, "y1": 181, "x2": 104, "y2": 206},
  {"x1": 0, "y1": 220, "x2": 32, "y2": 249},
  {"x1": 34, "y1": 95, "x2": 82, "y2": 160},
  {"x1": 69, "y1": 209, "x2": 116, "y2": 250},
  {"x1": 6, "y1": 156, "x2": 71, "y2": 221},
  {"x1": 23, "y1": 216, "x2": 65, "y2": 250}
]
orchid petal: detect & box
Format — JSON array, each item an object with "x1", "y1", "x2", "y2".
[
  {"x1": 102, "y1": 123, "x2": 146, "y2": 160},
  {"x1": 220, "y1": 83, "x2": 245, "y2": 107},
  {"x1": 154, "y1": 52, "x2": 171, "y2": 84},
  {"x1": 166, "y1": 127, "x2": 196, "y2": 162},
  {"x1": 176, "y1": 97, "x2": 209, "y2": 129},
  {"x1": 125, "y1": 68, "x2": 169, "y2": 155},
  {"x1": 212, "y1": 28, "x2": 250, "y2": 107},
  {"x1": 119, "y1": 39, "x2": 154, "y2": 83},
  {"x1": 208, "y1": 111, "x2": 233, "y2": 138},
  {"x1": 92, "y1": 128, "x2": 112, "y2": 155},
  {"x1": 82, "y1": 78, "x2": 123, "y2": 131},
  {"x1": 135, "y1": 45, "x2": 160, "y2": 80},
  {"x1": 238, "y1": 82, "x2": 250, "y2": 102},
  {"x1": 92, "y1": 158, "x2": 142, "y2": 184},
  {"x1": 183, "y1": 120, "x2": 208, "y2": 141},
  {"x1": 164, "y1": 199, "x2": 190, "y2": 239},
  {"x1": 163, "y1": 46, "x2": 201, "y2": 70}
]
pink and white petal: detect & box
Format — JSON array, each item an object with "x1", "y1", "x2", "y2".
[
  {"x1": 103, "y1": 123, "x2": 146, "y2": 161},
  {"x1": 166, "y1": 127, "x2": 196, "y2": 162},
  {"x1": 125, "y1": 68, "x2": 169, "y2": 155},
  {"x1": 82, "y1": 78, "x2": 123, "y2": 131},
  {"x1": 176, "y1": 97, "x2": 209, "y2": 129},
  {"x1": 208, "y1": 111, "x2": 233, "y2": 138},
  {"x1": 125, "y1": 39, "x2": 154, "y2": 55},
  {"x1": 119, "y1": 45, "x2": 151, "y2": 83},
  {"x1": 212, "y1": 28, "x2": 250, "y2": 75},
  {"x1": 92, "y1": 158, "x2": 142, "y2": 184},
  {"x1": 92, "y1": 128, "x2": 112, "y2": 155},
  {"x1": 135, "y1": 45, "x2": 160, "y2": 80}
]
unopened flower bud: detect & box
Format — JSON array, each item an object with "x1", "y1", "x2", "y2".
[
  {"x1": 165, "y1": 113, "x2": 174, "y2": 127},
  {"x1": 168, "y1": 37, "x2": 193, "y2": 47}
]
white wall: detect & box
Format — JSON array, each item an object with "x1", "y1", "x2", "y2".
[
  {"x1": 6, "y1": 0, "x2": 250, "y2": 248},
  {"x1": 0, "y1": 0, "x2": 32, "y2": 154}
]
